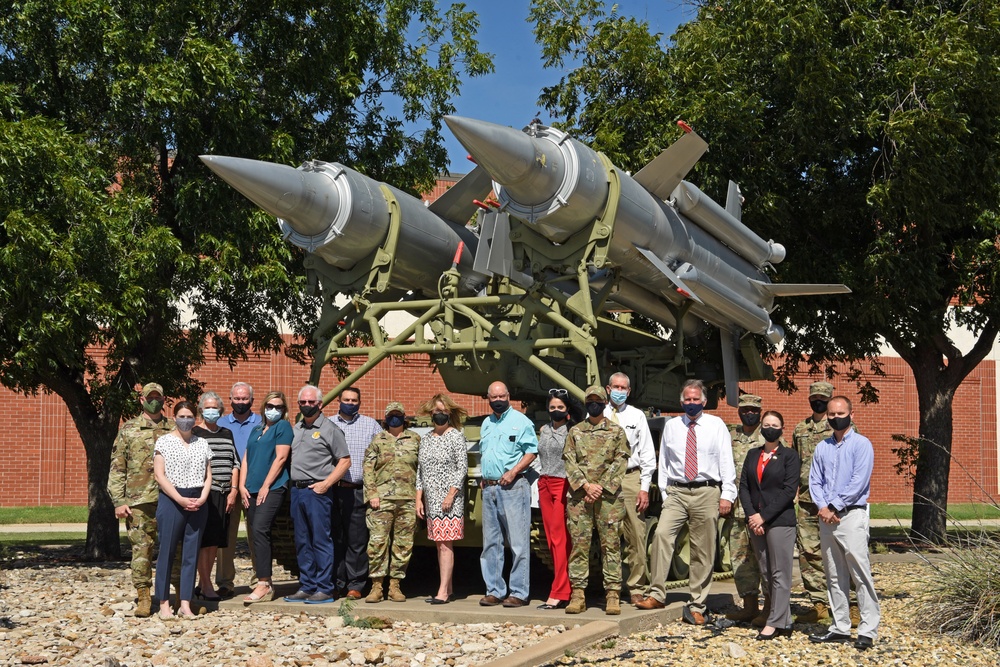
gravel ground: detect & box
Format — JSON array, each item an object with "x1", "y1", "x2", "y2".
[
  {"x1": 544, "y1": 560, "x2": 1000, "y2": 666},
  {"x1": 2, "y1": 547, "x2": 997, "y2": 667}
]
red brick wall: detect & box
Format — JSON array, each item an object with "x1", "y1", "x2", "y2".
[{"x1": 1, "y1": 350, "x2": 995, "y2": 506}]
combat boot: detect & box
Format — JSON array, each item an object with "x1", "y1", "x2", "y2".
[
  {"x1": 605, "y1": 590, "x2": 621, "y2": 616},
  {"x1": 850, "y1": 604, "x2": 861, "y2": 628},
  {"x1": 752, "y1": 596, "x2": 771, "y2": 627},
  {"x1": 135, "y1": 587, "x2": 152, "y2": 618},
  {"x1": 795, "y1": 601, "x2": 831, "y2": 624},
  {"x1": 565, "y1": 589, "x2": 587, "y2": 614},
  {"x1": 366, "y1": 578, "x2": 384, "y2": 604},
  {"x1": 387, "y1": 579, "x2": 406, "y2": 602},
  {"x1": 725, "y1": 594, "x2": 759, "y2": 622}
]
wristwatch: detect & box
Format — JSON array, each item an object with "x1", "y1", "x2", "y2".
[{"x1": 827, "y1": 503, "x2": 838, "y2": 512}]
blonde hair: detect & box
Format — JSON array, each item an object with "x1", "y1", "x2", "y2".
[
  {"x1": 261, "y1": 391, "x2": 288, "y2": 421},
  {"x1": 418, "y1": 393, "x2": 468, "y2": 430}
]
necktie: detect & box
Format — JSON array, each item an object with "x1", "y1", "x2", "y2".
[
  {"x1": 610, "y1": 409, "x2": 620, "y2": 425},
  {"x1": 684, "y1": 420, "x2": 698, "y2": 481}
]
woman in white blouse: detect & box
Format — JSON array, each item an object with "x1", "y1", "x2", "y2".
[{"x1": 153, "y1": 401, "x2": 212, "y2": 619}]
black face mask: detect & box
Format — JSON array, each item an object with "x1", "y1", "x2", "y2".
[
  {"x1": 827, "y1": 415, "x2": 851, "y2": 431},
  {"x1": 231, "y1": 401, "x2": 252, "y2": 415},
  {"x1": 740, "y1": 412, "x2": 760, "y2": 427},
  {"x1": 490, "y1": 399, "x2": 510, "y2": 414},
  {"x1": 585, "y1": 401, "x2": 605, "y2": 417},
  {"x1": 810, "y1": 399, "x2": 829, "y2": 415},
  {"x1": 431, "y1": 412, "x2": 450, "y2": 426},
  {"x1": 761, "y1": 427, "x2": 783, "y2": 442},
  {"x1": 549, "y1": 409, "x2": 568, "y2": 422},
  {"x1": 299, "y1": 404, "x2": 320, "y2": 418}
]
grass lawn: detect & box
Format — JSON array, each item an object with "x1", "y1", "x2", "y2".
[
  {"x1": 870, "y1": 503, "x2": 1000, "y2": 521},
  {"x1": 0, "y1": 505, "x2": 89, "y2": 524}
]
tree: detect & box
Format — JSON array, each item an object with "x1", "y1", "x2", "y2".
[
  {"x1": 532, "y1": 0, "x2": 1000, "y2": 542},
  {"x1": 0, "y1": 0, "x2": 491, "y2": 559}
]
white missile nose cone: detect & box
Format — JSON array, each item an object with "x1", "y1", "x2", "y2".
[
  {"x1": 200, "y1": 155, "x2": 338, "y2": 237},
  {"x1": 444, "y1": 115, "x2": 538, "y2": 186}
]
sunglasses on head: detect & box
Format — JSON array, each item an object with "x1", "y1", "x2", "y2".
[{"x1": 548, "y1": 388, "x2": 569, "y2": 398}]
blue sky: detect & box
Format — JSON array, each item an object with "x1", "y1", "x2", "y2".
[{"x1": 442, "y1": 1, "x2": 696, "y2": 171}]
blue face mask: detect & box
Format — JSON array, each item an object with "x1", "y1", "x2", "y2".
[
  {"x1": 202, "y1": 407, "x2": 221, "y2": 424},
  {"x1": 385, "y1": 414, "x2": 405, "y2": 428},
  {"x1": 682, "y1": 402, "x2": 704, "y2": 418},
  {"x1": 339, "y1": 402, "x2": 360, "y2": 417},
  {"x1": 609, "y1": 389, "x2": 628, "y2": 406}
]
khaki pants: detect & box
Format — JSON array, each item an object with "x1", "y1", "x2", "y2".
[
  {"x1": 646, "y1": 485, "x2": 721, "y2": 613},
  {"x1": 619, "y1": 469, "x2": 649, "y2": 595}
]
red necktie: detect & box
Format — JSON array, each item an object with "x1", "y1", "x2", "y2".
[{"x1": 684, "y1": 420, "x2": 698, "y2": 481}]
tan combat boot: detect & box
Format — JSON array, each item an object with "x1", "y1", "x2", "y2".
[
  {"x1": 135, "y1": 587, "x2": 152, "y2": 618},
  {"x1": 725, "y1": 594, "x2": 759, "y2": 622},
  {"x1": 366, "y1": 578, "x2": 384, "y2": 604},
  {"x1": 850, "y1": 604, "x2": 861, "y2": 628},
  {"x1": 605, "y1": 590, "x2": 621, "y2": 616},
  {"x1": 387, "y1": 579, "x2": 406, "y2": 602},
  {"x1": 794, "y1": 600, "x2": 830, "y2": 624},
  {"x1": 565, "y1": 589, "x2": 587, "y2": 614},
  {"x1": 752, "y1": 596, "x2": 771, "y2": 627}
]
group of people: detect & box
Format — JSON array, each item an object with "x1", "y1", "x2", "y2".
[{"x1": 109, "y1": 375, "x2": 880, "y2": 649}]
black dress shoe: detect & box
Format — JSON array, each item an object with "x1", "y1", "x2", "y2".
[
  {"x1": 809, "y1": 631, "x2": 852, "y2": 644},
  {"x1": 428, "y1": 597, "x2": 450, "y2": 605},
  {"x1": 537, "y1": 601, "x2": 568, "y2": 610},
  {"x1": 854, "y1": 635, "x2": 874, "y2": 650}
]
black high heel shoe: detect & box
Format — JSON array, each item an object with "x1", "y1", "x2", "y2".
[{"x1": 756, "y1": 625, "x2": 793, "y2": 640}]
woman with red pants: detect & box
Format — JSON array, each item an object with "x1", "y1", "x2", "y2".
[{"x1": 535, "y1": 388, "x2": 581, "y2": 609}]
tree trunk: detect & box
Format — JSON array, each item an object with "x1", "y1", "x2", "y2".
[
  {"x1": 83, "y1": 427, "x2": 121, "y2": 560},
  {"x1": 908, "y1": 346, "x2": 957, "y2": 544}
]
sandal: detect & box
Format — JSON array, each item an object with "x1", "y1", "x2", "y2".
[{"x1": 243, "y1": 583, "x2": 274, "y2": 604}]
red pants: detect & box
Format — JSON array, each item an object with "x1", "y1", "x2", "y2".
[{"x1": 537, "y1": 475, "x2": 571, "y2": 601}]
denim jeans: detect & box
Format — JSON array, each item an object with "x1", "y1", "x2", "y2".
[
  {"x1": 291, "y1": 485, "x2": 336, "y2": 595},
  {"x1": 480, "y1": 476, "x2": 530, "y2": 600}
]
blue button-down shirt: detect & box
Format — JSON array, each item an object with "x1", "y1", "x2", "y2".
[
  {"x1": 479, "y1": 407, "x2": 538, "y2": 480},
  {"x1": 808, "y1": 428, "x2": 874, "y2": 511},
  {"x1": 333, "y1": 412, "x2": 383, "y2": 484},
  {"x1": 218, "y1": 411, "x2": 262, "y2": 461}
]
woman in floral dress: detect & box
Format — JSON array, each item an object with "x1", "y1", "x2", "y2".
[{"x1": 416, "y1": 393, "x2": 469, "y2": 604}]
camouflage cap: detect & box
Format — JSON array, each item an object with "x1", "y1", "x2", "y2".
[
  {"x1": 808, "y1": 381, "x2": 835, "y2": 398},
  {"x1": 584, "y1": 385, "x2": 607, "y2": 401},
  {"x1": 738, "y1": 394, "x2": 762, "y2": 409},
  {"x1": 141, "y1": 382, "x2": 164, "y2": 398},
  {"x1": 384, "y1": 401, "x2": 406, "y2": 416}
]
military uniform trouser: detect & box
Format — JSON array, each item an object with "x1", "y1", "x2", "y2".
[
  {"x1": 720, "y1": 513, "x2": 761, "y2": 598},
  {"x1": 567, "y1": 489, "x2": 625, "y2": 589},
  {"x1": 126, "y1": 502, "x2": 158, "y2": 588},
  {"x1": 796, "y1": 503, "x2": 829, "y2": 603},
  {"x1": 366, "y1": 499, "x2": 416, "y2": 579}
]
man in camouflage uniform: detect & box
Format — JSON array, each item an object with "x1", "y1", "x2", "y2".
[
  {"x1": 107, "y1": 382, "x2": 175, "y2": 617},
  {"x1": 363, "y1": 402, "x2": 420, "y2": 603},
  {"x1": 284, "y1": 384, "x2": 352, "y2": 605},
  {"x1": 723, "y1": 394, "x2": 765, "y2": 623},
  {"x1": 792, "y1": 381, "x2": 860, "y2": 626},
  {"x1": 563, "y1": 385, "x2": 631, "y2": 616}
]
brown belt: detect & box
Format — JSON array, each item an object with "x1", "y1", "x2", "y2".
[
  {"x1": 481, "y1": 475, "x2": 524, "y2": 487},
  {"x1": 336, "y1": 480, "x2": 362, "y2": 489}
]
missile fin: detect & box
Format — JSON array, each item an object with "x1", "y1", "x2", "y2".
[
  {"x1": 633, "y1": 131, "x2": 709, "y2": 201},
  {"x1": 725, "y1": 181, "x2": 743, "y2": 221},
  {"x1": 634, "y1": 246, "x2": 705, "y2": 304},
  {"x1": 427, "y1": 166, "x2": 494, "y2": 226},
  {"x1": 749, "y1": 279, "x2": 852, "y2": 298}
]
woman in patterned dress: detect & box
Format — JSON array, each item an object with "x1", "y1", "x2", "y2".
[
  {"x1": 153, "y1": 400, "x2": 213, "y2": 619},
  {"x1": 416, "y1": 394, "x2": 469, "y2": 604}
]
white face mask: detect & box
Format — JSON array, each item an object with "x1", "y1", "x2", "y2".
[{"x1": 264, "y1": 407, "x2": 283, "y2": 423}]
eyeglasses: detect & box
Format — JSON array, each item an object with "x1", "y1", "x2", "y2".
[
  {"x1": 548, "y1": 388, "x2": 569, "y2": 398},
  {"x1": 299, "y1": 400, "x2": 320, "y2": 405}
]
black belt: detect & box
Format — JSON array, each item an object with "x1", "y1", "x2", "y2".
[
  {"x1": 293, "y1": 479, "x2": 320, "y2": 489},
  {"x1": 672, "y1": 480, "x2": 722, "y2": 489},
  {"x1": 481, "y1": 475, "x2": 524, "y2": 487},
  {"x1": 840, "y1": 504, "x2": 867, "y2": 512},
  {"x1": 336, "y1": 480, "x2": 362, "y2": 489},
  {"x1": 626, "y1": 467, "x2": 640, "y2": 473}
]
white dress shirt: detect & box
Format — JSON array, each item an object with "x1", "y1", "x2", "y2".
[
  {"x1": 658, "y1": 412, "x2": 737, "y2": 502},
  {"x1": 605, "y1": 403, "x2": 656, "y2": 492}
]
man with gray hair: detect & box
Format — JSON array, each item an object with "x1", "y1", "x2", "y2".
[
  {"x1": 603, "y1": 371, "x2": 655, "y2": 605},
  {"x1": 216, "y1": 381, "x2": 261, "y2": 598},
  {"x1": 284, "y1": 385, "x2": 352, "y2": 604},
  {"x1": 637, "y1": 379, "x2": 736, "y2": 625}
]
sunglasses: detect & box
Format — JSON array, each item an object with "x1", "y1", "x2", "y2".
[{"x1": 548, "y1": 388, "x2": 569, "y2": 398}]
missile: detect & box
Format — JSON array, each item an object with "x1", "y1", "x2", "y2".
[
  {"x1": 200, "y1": 155, "x2": 488, "y2": 296},
  {"x1": 445, "y1": 116, "x2": 849, "y2": 344}
]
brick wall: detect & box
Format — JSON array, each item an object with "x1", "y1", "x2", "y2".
[{"x1": 1, "y1": 349, "x2": 995, "y2": 507}]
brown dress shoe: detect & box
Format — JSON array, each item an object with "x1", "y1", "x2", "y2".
[
  {"x1": 682, "y1": 607, "x2": 706, "y2": 625},
  {"x1": 346, "y1": 590, "x2": 362, "y2": 600},
  {"x1": 502, "y1": 596, "x2": 528, "y2": 608},
  {"x1": 635, "y1": 596, "x2": 665, "y2": 610},
  {"x1": 630, "y1": 594, "x2": 645, "y2": 606},
  {"x1": 479, "y1": 595, "x2": 503, "y2": 606}
]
